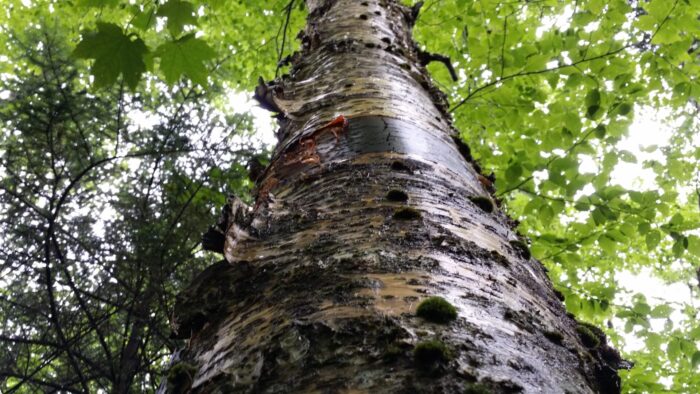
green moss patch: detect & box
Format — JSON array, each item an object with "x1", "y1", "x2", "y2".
[
  {"x1": 383, "y1": 344, "x2": 403, "y2": 361},
  {"x1": 416, "y1": 296, "x2": 457, "y2": 324},
  {"x1": 543, "y1": 329, "x2": 564, "y2": 345},
  {"x1": 468, "y1": 196, "x2": 494, "y2": 213},
  {"x1": 576, "y1": 322, "x2": 604, "y2": 349},
  {"x1": 414, "y1": 340, "x2": 451, "y2": 366},
  {"x1": 393, "y1": 207, "x2": 421, "y2": 220},
  {"x1": 576, "y1": 324, "x2": 600, "y2": 348}
]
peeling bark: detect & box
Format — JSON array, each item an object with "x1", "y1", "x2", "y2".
[{"x1": 163, "y1": 1, "x2": 627, "y2": 393}]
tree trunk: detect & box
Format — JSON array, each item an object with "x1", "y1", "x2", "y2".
[{"x1": 165, "y1": 1, "x2": 627, "y2": 393}]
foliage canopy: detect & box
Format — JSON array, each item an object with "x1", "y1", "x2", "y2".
[{"x1": 0, "y1": 0, "x2": 698, "y2": 392}]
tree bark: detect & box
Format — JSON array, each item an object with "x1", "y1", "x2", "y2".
[{"x1": 165, "y1": 1, "x2": 627, "y2": 392}]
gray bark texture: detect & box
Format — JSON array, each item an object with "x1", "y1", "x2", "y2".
[{"x1": 163, "y1": 1, "x2": 628, "y2": 393}]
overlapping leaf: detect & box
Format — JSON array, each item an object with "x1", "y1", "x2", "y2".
[
  {"x1": 156, "y1": 34, "x2": 216, "y2": 86},
  {"x1": 73, "y1": 22, "x2": 148, "y2": 89}
]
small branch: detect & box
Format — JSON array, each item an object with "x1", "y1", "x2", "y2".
[
  {"x1": 275, "y1": 0, "x2": 295, "y2": 78},
  {"x1": 49, "y1": 230, "x2": 115, "y2": 379},
  {"x1": 253, "y1": 76, "x2": 283, "y2": 113},
  {"x1": 451, "y1": 0, "x2": 681, "y2": 113},
  {"x1": 450, "y1": 44, "x2": 632, "y2": 113},
  {"x1": 500, "y1": 14, "x2": 508, "y2": 79},
  {"x1": 418, "y1": 50, "x2": 458, "y2": 81},
  {"x1": 408, "y1": 1, "x2": 424, "y2": 26},
  {"x1": 43, "y1": 229, "x2": 89, "y2": 393}
]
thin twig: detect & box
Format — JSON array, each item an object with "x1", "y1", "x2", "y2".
[{"x1": 275, "y1": 0, "x2": 295, "y2": 78}]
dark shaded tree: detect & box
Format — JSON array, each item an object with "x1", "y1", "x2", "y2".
[{"x1": 0, "y1": 28, "x2": 259, "y2": 393}]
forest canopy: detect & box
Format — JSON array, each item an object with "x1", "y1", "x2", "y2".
[{"x1": 0, "y1": 0, "x2": 698, "y2": 392}]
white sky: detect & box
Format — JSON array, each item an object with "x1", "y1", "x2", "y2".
[{"x1": 224, "y1": 91, "x2": 278, "y2": 147}]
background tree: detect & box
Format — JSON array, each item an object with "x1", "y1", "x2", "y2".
[
  {"x1": 0, "y1": 0, "x2": 698, "y2": 392},
  {"x1": 0, "y1": 27, "x2": 262, "y2": 392}
]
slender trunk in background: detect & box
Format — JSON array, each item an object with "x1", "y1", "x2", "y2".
[{"x1": 165, "y1": 1, "x2": 627, "y2": 392}]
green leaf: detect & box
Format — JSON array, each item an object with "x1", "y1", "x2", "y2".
[
  {"x1": 600, "y1": 205, "x2": 618, "y2": 220},
  {"x1": 565, "y1": 73, "x2": 583, "y2": 88},
  {"x1": 619, "y1": 150, "x2": 637, "y2": 163},
  {"x1": 687, "y1": 235, "x2": 700, "y2": 256},
  {"x1": 633, "y1": 300, "x2": 651, "y2": 315},
  {"x1": 565, "y1": 293, "x2": 581, "y2": 314},
  {"x1": 574, "y1": 202, "x2": 590, "y2": 211},
  {"x1": 614, "y1": 102, "x2": 632, "y2": 116},
  {"x1": 646, "y1": 0, "x2": 674, "y2": 23},
  {"x1": 672, "y1": 238, "x2": 686, "y2": 257},
  {"x1": 572, "y1": 12, "x2": 595, "y2": 26},
  {"x1": 680, "y1": 339, "x2": 697, "y2": 358},
  {"x1": 650, "y1": 304, "x2": 673, "y2": 318},
  {"x1": 564, "y1": 113, "x2": 582, "y2": 132},
  {"x1": 637, "y1": 222, "x2": 651, "y2": 234},
  {"x1": 669, "y1": 213, "x2": 684, "y2": 226},
  {"x1": 620, "y1": 222, "x2": 636, "y2": 237},
  {"x1": 667, "y1": 338, "x2": 681, "y2": 361},
  {"x1": 73, "y1": 23, "x2": 149, "y2": 90},
  {"x1": 652, "y1": 23, "x2": 680, "y2": 45},
  {"x1": 585, "y1": 89, "x2": 601, "y2": 107},
  {"x1": 563, "y1": 252, "x2": 582, "y2": 265},
  {"x1": 692, "y1": 351, "x2": 700, "y2": 368},
  {"x1": 594, "y1": 124, "x2": 606, "y2": 139},
  {"x1": 592, "y1": 207, "x2": 607, "y2": 226},
  {"x1": 646, "y1": 333, "x2": 664, "y2": 349},
  {"x1": 505, "y1": 163, "x2": 523, "y2": 182},
  {"x1": 157, "y1": 0, "x2": 198, "y2": 37},
  {"x1": 598, "y1": 234, "x2": 616, "y2": 255},
  {"x1": 525, "y1": 54, "x2": 549, "y2": 71},
  {"x1": 674, "y1": 82, "x2": 690, "y2": 98},
  {"x1": 635, "y1": 15, "x2": 657, "y2": 31},
  {"x1": 156, "y1": 34, "x2": 216, "y2": 86},
  {"x1": 540, "y1": 203, "x2": 554, "y2": 224},
  {"x1": 646, "y1": 230, "x2": 661, "y2": 250},
  {"x1": 606, "y1": 229, "x2": 627, "y2": 243},
  {"x1": 132, "y1": 6, "x2": 157, "y2": 31},
  {"x1": 586, "y1": 105, "x2": 601, "y2": 119},
  {"x1": 77, "y1": 0, "x2": 119, "y2": 7},
  {"x1": 586, "y1": 0, "x2": 604, "y2": 14}
]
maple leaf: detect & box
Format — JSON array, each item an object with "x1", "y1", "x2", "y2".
[
  {"x1": 157, "y1": 0, "x2": 198, "y2": 37},
  {"x1": 156, "y1": 34, "x2": 216, "y2": 86},
  {"x1": 72, "y1": 23, "x2": 148, "y2": 90}
]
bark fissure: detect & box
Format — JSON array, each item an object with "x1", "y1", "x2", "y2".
[{"x1": 165, "y1": 1, "x2": 626, "y2": 393}]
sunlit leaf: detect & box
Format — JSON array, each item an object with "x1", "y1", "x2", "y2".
[{"x1": 155, "y1": 34, "x2": 216, "y2": 86}]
